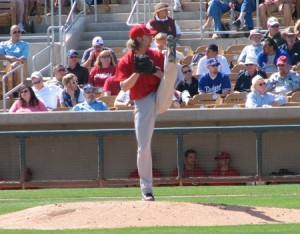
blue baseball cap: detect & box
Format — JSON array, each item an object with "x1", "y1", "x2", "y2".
[
  {"x1": 83, "y1": 84, "x2": 96, "y2": 92},
  {"x1": 67, "y1": 49, "x2": 78, "y2": 57},
  {"x1": 207, "y1": 58, "x2": 220, "y2": 66}
]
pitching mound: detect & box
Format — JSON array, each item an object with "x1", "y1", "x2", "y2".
[{"x1": 1, "y1": 201, "x2": 300, "y2": 229}]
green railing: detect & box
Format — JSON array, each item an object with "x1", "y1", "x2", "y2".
[{"x1": 1, "y1": 125, "x2": 300, "y2": 189}]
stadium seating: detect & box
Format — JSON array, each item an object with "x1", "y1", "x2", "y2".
[{"x1": 0, "y1": 0, "x2": 16, "y2": 27}]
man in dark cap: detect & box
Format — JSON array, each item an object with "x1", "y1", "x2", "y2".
[
  {"x1": 146, "y1": 2, "x2": 182, "y2": 40},
  {"x1": 196, "y1": 44, "x2": 231, "y2": 77},
  {"x1": 66, "y1": 49, "x2": 89, "y2": 85}
]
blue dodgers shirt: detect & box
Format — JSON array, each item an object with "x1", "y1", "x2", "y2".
[
  {"x1": 72, "y1": 100, "x2": 109, "y2": 112},
  {"x1": 198, "y1": 72, "x2": 231, "y2": 94},
  {"x1": 0, "y1": 40, "x2": 29, "y2": 59}
]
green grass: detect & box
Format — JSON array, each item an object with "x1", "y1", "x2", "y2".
[{"x1": 1, "y1": 185, "x2": 300, "y2": 233}]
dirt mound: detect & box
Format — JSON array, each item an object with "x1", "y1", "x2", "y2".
[{"x1": 1, "y1": 201, "x2": 300, "y2": 230}]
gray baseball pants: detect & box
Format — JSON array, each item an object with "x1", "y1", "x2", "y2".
[{"x1": 134, "y1": 58, "x2": 178, "y2": 196}]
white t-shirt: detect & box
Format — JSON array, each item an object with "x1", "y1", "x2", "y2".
[
  {"x1": 33, "y1": 85, "x2": 62, "y2": 109},
  {"x1": 196, "y1": 54, "x2": 231, "y2": 76}
]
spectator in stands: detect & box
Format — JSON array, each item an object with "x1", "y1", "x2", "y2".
[
  {"x1": 102, "y1": 76, "x2": 121, "y2": 96},
  {"x1": 16, "y1": 0, "x2": 27, "y2": 33},
  {"x1": 209, "y1": 151, "x2": 240, "y2": 185},
  {"x1": 172, "y1": 149, "x2": 206, "y2": 185},
  {"x1": 295, "y1": 19, "x2": 300, "y2": 39},
  {"x1": 238, "y1": 29, "x2": 263, "y2": 64},
  {"x1": 259, "y1": 0, "x2": 295, "y2": 29},
  {"x1": 0, "y1": 25, "x2": 29, "y2": 90},
  {"x1": 245, "y1": 75, "x2": 288, "y2": 107},
  {"x1": 234, "y1": 56, "x2": 267, "y2": 93},
  {"x1": 66, "y1": 49, "x2": 89, "y2": 86},
  {"x1": 72, "y1": 84, "x2": 108, "y2": 111},
  {"x1": 261, "y1": 17, "x2": 286, "y2": 47},
  {"x1": 9, "y1": 84, "x2": 48, "y2": 112},
  {"x1": 175, "y1": 64, "x2": 199, "y2": 104},
  {"x1": 114, "y1": 90, "x2": 133, "y2": 107},
  {"x1": 279, "y1": 27, "x2": 300, "y2": 68},
  {"x1": 231, "y1": 0, "x2": 257, "y2": 31},
  {"x1": 257, "y1": 38, "x2": 291, "y2": 73},
  {"x1": 60, "y1": 73, "x2": 85, "y2": 107},
  {"x1": 81, "y1": 36, "x2": 117, "y2": 68},
  {"x1": 30, "y1": 71, "x2": 62, "y2": 110},
  {"x1": 45, "y1": 64, "x2": 65, "y2": 89},
  {"x1": 202, "y1": 0, "x2": 231, "y2": 38},
  {"x1": 196, "y1": 44, "x2": 231, "y2": 78},
  {"x1": 198, "y1": 58, "x2": 231, "y2": 96},
  {"x1": 266, "y1": 55, "x2": 300, "y2": 95},
  {"x1": 152, "y1": 32, "x2": 184, "y2": 85},
  {"x1": 146, "y1": 2, "x2": 182, "y2": 40},
  {"x1": 173, "y1": 0, "x2": 185, "y2": 12},
  {"x1": 88, "y1": 50, "x2": 116, "y2": 91}
]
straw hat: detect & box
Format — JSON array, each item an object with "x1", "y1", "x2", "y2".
[
  {"x1": 154, "y1": 2, "x2": 170, "y2": 15},
  {"x1": 281, "y1": 26, "x2": 297, "y2": 39}
]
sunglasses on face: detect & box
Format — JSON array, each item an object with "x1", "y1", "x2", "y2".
[
  {"x1": 94, "y1": 45, "x2": 103, "y2": 48},
  {"x1": 258, "y1": 82, "x2": 266, "y2": 86},
  {"x1": 69, "y1": 56, "x2": 78, "y2": 59},
  {"x1": 12, "y1": 30, "x2": 21, "y2": 34},
  {"x1": 57, "y1": 68, "x2": 65, "y2": 72},
  {"x1": 20, "y1": 89, "x2": 29, "y2": 94},
  {"x1": 270, "y1": 25, "x2": 279, "y2": 28},
  {"x1": 245, "y1": 64, "x2": 255, "y2": 66},
  {"x1": 32, "y1": 79, "x2": 42, "y2": 85},
  {"x1": 71, "y1": 80, "x2": 78, "y2": 84},
  {"x1": 210, "y1": 64, "x2": 219, "y2": 67},
  {"x1": 85, "y1": 90, "x2": 95, "y2": 94},
  {"x1": 182, "y1": 69, "x2": 192, "y2": 74},
  {"x1": 277, "y1": 64, "x2": 286, "y2": 67}
]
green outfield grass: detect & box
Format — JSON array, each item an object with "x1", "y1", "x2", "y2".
[{"x1": 1, "y1": 185, "x2": 300, "y2": 233}]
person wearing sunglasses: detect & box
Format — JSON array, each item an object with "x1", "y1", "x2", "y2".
[
  {"x1": 261, "y1": 17, "x2": 285, "y2": 47},
  {"x1": 81, "y1": 36, "x2": 117, "y2": 68},
  {"x1": 198, "y1": 58, "x2": 231, "y2": 97},
  {"x1": 279, "y1": 27, "x2": 300, "y2": 68},
  {"x1": 175, "y1": 64, "x2": 199, "y2": 105},
  {"x1": 30, "y1": 71, "x2": 62, "y2": 110},
  {"x1": 60, "y1": 73, "x2": 85, "y2": 107},
  {"x1": 234, "y1": 56, "x2": 267, "y2": 93},
  {"x1": 88, "y1": 50, "x2": 116, "y2": 90},
  {"x1": 9, "y1": 84, "x2": 48, "y2": 113},
  {"x1": 245, "y1": 75, "x2": 288, "y2": 108},
  {"x1": 266, "y1": 55, "x2": 300, "y2": 95},
  {"x1": 259, "y1": 0, "x2": 295, "y2": 29},
  {"x1": 0, "y1": 25, "x2": 29, "y2": 92},
  {"x1": 72, "y1": 84, "x2": 108, "y2": 112},
  {"x1": 257, "y1": 37, "x2": 291, "y2": 73},
  {"x1": 66, "y1": 49, "x2": 89, "y2": 86},
  {"x1": 45, "y1": 64, "x2": 65, "y2": 89}
]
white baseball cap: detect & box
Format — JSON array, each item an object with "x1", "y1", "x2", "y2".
[
  {"x1": 267, "y1": 17, "x2": 279, "y2": 26},
  {"x1": 92, "y1": 36, "x2": 104, "y2": 46},
  {"x1": 244, "y1": 56, "x2": 258, "y2": 65}
]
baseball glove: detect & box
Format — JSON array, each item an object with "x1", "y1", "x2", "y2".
[{"x1": 134, "y1": 54, "x2": 157, "y2": 74}]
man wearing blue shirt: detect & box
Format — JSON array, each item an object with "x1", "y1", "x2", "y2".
[
  {"x1": 72, "y1": 84, "x2": 109, "y2": 112},
  {"x1": 0, "y1": 25, "x2": 29, "y2": 90},
  {"x1": 198, "y1": 58, "x2": 231, "y2": 97}
]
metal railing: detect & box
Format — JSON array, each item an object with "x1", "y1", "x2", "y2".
[
  {"x1": 1, "y1": 125, "x2": 300, "y2": 189},
  {"x1": 2, "y1": 63, "x2": 24, "y2": 111}
]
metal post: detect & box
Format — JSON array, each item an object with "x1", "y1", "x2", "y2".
[
  {"x1": 255, "y1": 131, "x2": 263, "y2": 178},
  {"x1": 18, "y1": 137, "x2": 26, "y2": 189},
  {"x1": 176, "y1": 133, "x2": 184, "y2": 186},
  {"x1": 200, "y1": 0, "x2": 203, "y2": 39},
  {"x1": 97, "y1": 135, "x2": 105, "y2": 186},
  {"x1": 256, "y1": 0, "x2": 260, "y2": 29}
]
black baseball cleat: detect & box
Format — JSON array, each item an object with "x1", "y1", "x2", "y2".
[
  {"x1": 142, "y1": 193, "x2": 155, "y2": 201},
  {"x1": 166, "y1": 35, "x2": 176, "y2": 63}
]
